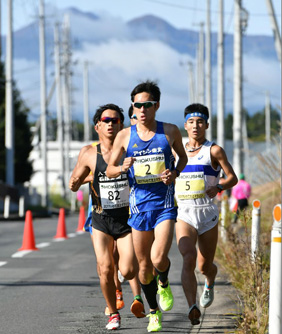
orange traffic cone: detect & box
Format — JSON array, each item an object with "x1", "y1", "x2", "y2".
[
  {"x1": 18, "y1": 210, "x2": 38, "y2": 251},
  {"x1": 54, "y1": 208, "x2": 68, "y2": 239},
  {"x1": 76, "y1": 206, "x2": 85, "y2": 232}
]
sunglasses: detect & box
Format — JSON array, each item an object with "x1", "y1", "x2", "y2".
[
  {"x1": 100, "y1": 117, "x2": 121, "y2": 124},
  {"x1": 132, "y1": 101, "x2": 157, "y2": 109},
  {"x1": 130, "y1": 115, "x2": 137, "y2": 120}
]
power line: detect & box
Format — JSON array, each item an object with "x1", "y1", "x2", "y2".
[{"x1": 142, "y1": 0, "x2": 281, "y2": 16}]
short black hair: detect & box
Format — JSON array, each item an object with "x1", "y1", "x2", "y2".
[
  {"x1": 184, "y1": 103, "x2": 209, "y2": 121},
  {"x1": 130, "y1": 80, "x2": 161, "y2": 102},
  {"x1": 93, "y1": 103, "x2": 124, "y2": 125},
  {"x1": 128, "y1": 105, "x2": 133, "y2": 118}
]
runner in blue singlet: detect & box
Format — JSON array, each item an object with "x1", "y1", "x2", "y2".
[{"x1": 106, "y1": 81, "x2": 187, "y2": 332}]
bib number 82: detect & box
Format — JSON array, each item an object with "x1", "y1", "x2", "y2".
[{"x1": 108, "y1": 190, "x2": 120, "y2": 201}]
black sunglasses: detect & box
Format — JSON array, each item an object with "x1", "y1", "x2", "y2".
[
  {"x1": 100, "y1": 117, "x2": 121, "y2": 124},
  {"x1": 132, "y1": 101, "x2": 157, "y2": 109}
]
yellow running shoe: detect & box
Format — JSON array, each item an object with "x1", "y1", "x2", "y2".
[
  {"x1": 157, "y1": 280, "x2": 174, "y2": 311},
  {"x1": 147, "y1": 310, "x2": 162, "y2": 332}
]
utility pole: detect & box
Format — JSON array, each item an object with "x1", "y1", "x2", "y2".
[
  {"x1": 217, "y1": 0, "x2": 225, "y2": 149},
  {"x1": 39, "y1": 0, "x2": 48, "y2": 207},
  {"x1": 265, "y1": 91, "x2": 271, "y2": 151},
  {"x1": 5, "y1": 0, "x2": 14, "y2": 186},
  {"x1": 265, "y1": 0, "x2": 281, "y2": 63},
  {"x1": 197, "y1": 23, "x2": 205, "y2": 104},
  {"x1": 83, "y1": 61, "x2": 90, "y2": 142},
  {"x1": 62, "y1": 14, "x2": 71, "y2": 196},
  {"x1": 206, "y1": 0, "x2": 212, "y2": 140},
  {"x1": 188, "y1": 61, "x2": 195, "y2": 104},
  {"x1": 233, "y1": 0, "x2": 248, "y2": 177},
  {"x1": 54, "y1": 23, "x2": 65, "y2": 198},
  {"x1": 0, "y1": 0, "x2": 2, "y2": 59}
]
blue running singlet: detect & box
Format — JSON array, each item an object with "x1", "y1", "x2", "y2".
[{"x1": 126, "y1": 121, "x2": 175, "y2": 214}]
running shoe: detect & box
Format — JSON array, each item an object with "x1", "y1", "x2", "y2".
[
  {"x1": 116, "y1": 289, "x2": 125, "y2": 310},
  {"x1": 147, "y1": 310, "x2": 162, "y2": 332},
  {"x1": 105, "y1": 290, "x2": 125, "y2": 315},
  {"x1": 106, "y1": 313, "x2": 121, "y2": 330},
  {"x1": 130, "y1": 295, "x2": 146, "y2": 318},
  {"x1": 200, "y1": 279, "x2": 214, "y2": 308},
  {"x1": 188, "y1": 304, "x2": 201, "y2": 325},
  {"x1": 157, "y1": 279, "x2": 174, "y2": 311}
]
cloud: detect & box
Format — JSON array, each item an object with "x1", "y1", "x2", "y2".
[
  {"x1": 71, "y1": 39, "x2": 192, "y2": 125},
  {"x1": 224, "y1": 56, "x2": 281, "y2": 114}
]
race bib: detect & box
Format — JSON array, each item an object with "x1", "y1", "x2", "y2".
[
  {"x1": 134, "y1": 154, "x2": 165, "y2": 184},
  {"x1": 175, "y1": 171, "x2": 205, "y2": 200},
  {"x1": 99, "y1": 180, "x2": 130, "y2": 209}
]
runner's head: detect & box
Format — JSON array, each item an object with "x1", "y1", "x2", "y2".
[
  {"x1": 93, "y1": 104, "x2": 124, "y2": 125},
  {"x1": 130, "y1": 80, "x2": 161, "y2": 103},
  {"x1": 93, "y1": 104, "x2": 124, "y2": 139},
  {"x1": 184, "y1": 103, "x2": 209, "y2": 124}
]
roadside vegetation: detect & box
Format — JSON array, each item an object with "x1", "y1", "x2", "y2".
[{"x1": 216, "y1": 144, "x2": 281, "y2": 334}]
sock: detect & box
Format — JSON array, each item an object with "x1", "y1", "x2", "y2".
[
  {"x1": 110, "y1": 312, "x2": 119, "y2": 317},
  {"x1": 154, "y1": 261, "x2": 171, "y2": 287},
  {"x1": 140, "y1": 279, "x2": 158, "y2": 310},
  {"x1": 134, "y1": 294, "x2": 143, "y2": 303}
]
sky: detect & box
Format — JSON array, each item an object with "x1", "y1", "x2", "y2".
[
  {"x1": 1, "y1": 0, "x2": 281, "y2": 129},
  {"x1": 2, "y1": 0, "x2": 281, "y2": 36}
]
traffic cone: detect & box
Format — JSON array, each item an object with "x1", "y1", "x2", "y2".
[
  {"x1": 18, "y1": 210, "x2": 38, "y2": 251},
  {"x1": 76, "y1": 206, "x2": 85, "y2": 232},
  {"x1": 54, "y1": 208, "x2": 68, "y2": 240}
]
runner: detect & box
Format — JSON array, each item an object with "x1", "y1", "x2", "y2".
[
  {"x1": 69, "y1": 104, "x2": 145, "y2": 330},
  {"x1": 106, "y1": 81, "x2": 187, "y2": 332}
]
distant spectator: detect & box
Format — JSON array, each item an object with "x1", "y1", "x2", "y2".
[{"x1": 231, "y1": 173, "x2": 251, "y2": 223}]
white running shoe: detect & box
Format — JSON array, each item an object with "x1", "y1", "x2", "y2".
[{"x1": 200, "y1": 280, "x2": 214, "y2": 308}]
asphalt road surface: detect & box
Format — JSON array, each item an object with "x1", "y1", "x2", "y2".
[{"x1": 0, "y1": 213, "x2": 238, "y2": 334}]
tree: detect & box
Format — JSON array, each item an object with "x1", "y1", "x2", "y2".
[{"x1": 0, "y1": 61, "x2": 33, "y2": 184}]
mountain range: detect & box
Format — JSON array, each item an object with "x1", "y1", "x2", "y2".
[{"x1": 1, "y1": 7, "x2": 281, "y2": 126}]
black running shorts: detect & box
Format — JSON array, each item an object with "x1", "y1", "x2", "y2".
[{"x1": 92, "y1": 211, "x2": 131, "y2": 240}]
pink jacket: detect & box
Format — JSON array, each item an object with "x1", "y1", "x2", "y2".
[{"x1": 231, "y1": 180, "x2": 251, "y2": 200}]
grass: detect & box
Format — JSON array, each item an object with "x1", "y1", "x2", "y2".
[{"x1": 216, "y1": 179, "x2": 280, "y2": 333}]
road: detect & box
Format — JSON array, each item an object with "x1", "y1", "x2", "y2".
[{"x1": 0, "y1": 213, "x2": 238, "y2": 334}]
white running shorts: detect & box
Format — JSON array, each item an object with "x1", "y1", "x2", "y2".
[{"x1": 177, "y1": 203, "x2": 219, "y2": 235}]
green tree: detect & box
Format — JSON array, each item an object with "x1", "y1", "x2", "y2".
[{"x1": 0, "y1": 61, "x2": 33, "y2": 183}]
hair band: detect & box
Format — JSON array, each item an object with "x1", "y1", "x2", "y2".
[{"x1": 185, "y1": 112, "x2": 208, "y2": 122}]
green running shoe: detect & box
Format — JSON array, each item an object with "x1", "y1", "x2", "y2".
[
  {"x1": 157, "y1": 279, "x2": 174, "y2": 311},
  {"x1": 147, "y1": 310, "x2": 162, "y2": 332}
]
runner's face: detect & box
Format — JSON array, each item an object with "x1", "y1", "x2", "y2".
[
  {"x1": 97, "y1": 109, "x2": 123, "y2": 138},
  {"x1": 132, "y1": 92, "x2": 159, "y2": 125},
  {"x1": 184, "y1": 116, "x2": 208, "y2": 140}
]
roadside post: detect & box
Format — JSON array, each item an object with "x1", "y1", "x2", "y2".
[
  {"x1": 220, "y1": 193, "x2": 228, "y2": 242},
  {"x1": 251, "y1": 199, "x2": 261, "y2": 260},
  {"x1": 268, "y1": 204, "x2": 281, "y2": 334}
]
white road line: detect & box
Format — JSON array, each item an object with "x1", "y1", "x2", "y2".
[
  {"x1": 0, "y1": 261, "x2": 7, "y2": 267},
  {"x1": 36, "y1": 242, "x2": 50, "y2": 248},
  {"x1": 12, "y1": 250, "x2": 33, "y2": 258}
]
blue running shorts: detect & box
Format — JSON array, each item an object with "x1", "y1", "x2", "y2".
[{"x1": 128, "y1": 207, "x2": 177, "y2": 231}]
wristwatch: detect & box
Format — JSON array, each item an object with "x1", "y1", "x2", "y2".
[{"x1": 216, "y1": 184, "x2": 224, "y2": 192}]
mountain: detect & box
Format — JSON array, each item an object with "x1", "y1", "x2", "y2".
[
  {"x1": 1, "y1": 7, "x2": 280, "y2": 126},
  {"x1": 2, "y1": 10, "x2": 278, "y2": 63}
]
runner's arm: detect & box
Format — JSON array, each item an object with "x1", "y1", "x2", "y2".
[
  {"x1": 207, "y1": 145, "x2": 238, "y2": 198},
  {"x1": 106, "y1": 129, "x2": 134, "y2": 178}
]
